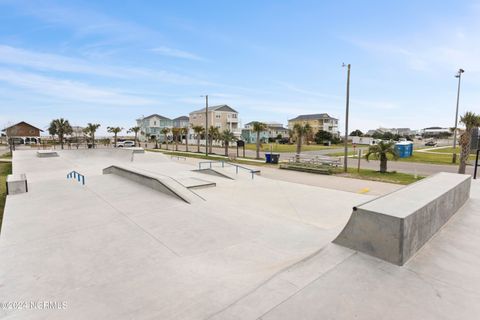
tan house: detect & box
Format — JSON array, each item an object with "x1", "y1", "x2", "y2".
[
  {"x1": 189, "y1": 105, "x2": 239, "y2": 133},
  {"x1": 288, "y1": 113, "x2": 339, "y2": 136},
  {"x1": 2, "y1": 121, "x2": 43, "y2": 144}
]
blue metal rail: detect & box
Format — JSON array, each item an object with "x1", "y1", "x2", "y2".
[
  {"x1": 198, "y1": 161, "x2": 260, "y2": 179},
  {"x1": 67, "y1": 170, "x2": 85, "y2": 185}
]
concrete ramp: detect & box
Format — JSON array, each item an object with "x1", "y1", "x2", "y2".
[
  {"x1": 103, "y1": 165, "x2": 203, "y2": 204},
  {"x1": 333, "y1": 172, "x2": 471, "y2": 265},
  {"x1": 175, "y1": 177, "x2": 216, "y2": 189}
]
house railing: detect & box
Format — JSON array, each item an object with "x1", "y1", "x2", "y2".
[{"x1": 67, "y1": 170, "x2": 85, "y2": 185}]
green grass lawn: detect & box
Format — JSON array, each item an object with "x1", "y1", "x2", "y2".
[
  {"x1": 334, "y1": 167, "x2": 424, "y2": 185},
  {"x1": 425, "y1": 146, "x2": 477, "y2": 155},
  {"x1": 244, "y1": 143, "x2": 351, "y2": 153},
  {"x1": 397, "y1": 151, "x2": 475, "y2": 165},
  {"x1": 325, "y1": 150, "x2": 358, "y2": 157},
  {"x1": 0, "y1": 152, "x2": 12, "y2": 159},
  {"x1": 0, "y1": 162, "x2": 12, "y2": 231},
  {"x1": 337, "y1": 147, "x2": 475, "y2": 165}
]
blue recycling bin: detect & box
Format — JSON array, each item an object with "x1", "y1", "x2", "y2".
[
  {"x1": 395, "y1": 142, "x2": 413, "y2": 158},
  {"x1": 265, "y1": 153, "x2": 272, "y2": 163}
]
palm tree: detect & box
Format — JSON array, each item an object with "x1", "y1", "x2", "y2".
[
  {"x1": 181, "y1": 127, "x2": 189, "y2": 152},
  {"x1": 220, "y1": 129, "x2": 236, "y2": 156},
  {"x1": 83, "y1": 123, "x2": 100, "y2": 148},
  {"x1": 252, "y1": 122, "x2": 267, "y2": 159},
  {"x1": 48, "y1": 118, "x2": 72, "y2": 149},
  {"x1": 293, "y1": 123, "x2": 312, "y2": 161},
  {"x1": 192, "y1": 125, "x2": 204, "y2": 153},
  {"x1": 127, "y1": 126, "x2": 141, "y2": 147},
  {"x1": 458, "y1": 111, "x2": 480, "y2": 174},
  {"x1": 208, "y1": 126, "x2": 220, "y2": 154},
  {"x1": 171, "y1": 127, "x2": 181, "y2": 151},
  {"x1": 161, "y1": 128, "x2": 170, "y2": 150},
  {"x1": 107, "y1": 126, "x2": 123, "y2": 147},
  {"x1": 365, "y1": 140, "x2": 399, "y2": 173}
]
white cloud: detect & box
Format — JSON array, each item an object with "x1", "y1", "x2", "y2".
[
  {"x1": 151, "y1": 46, "x2": 204, "y2": 61},
  {"x1": 0, "y1": 68, "x2": 153, "y2": 106},
  {"x1": 0, "y1": 45, "x2": 213, "y2": 85},
  {"x1": 0, "y1": 45, "x2": 120, "y2": 77}
]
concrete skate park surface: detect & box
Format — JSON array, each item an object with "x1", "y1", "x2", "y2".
[{"x1": 1, "y1": 149, "x2": 479, "y2": 319}]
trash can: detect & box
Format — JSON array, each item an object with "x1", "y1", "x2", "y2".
[
  {"x1": 87, "y1": 143, "x2": 93, "y2": 149},
  {"x1": 265, "y1": 153, "x2": 272, "y2": 163},
  {"x1": 270, "y1": 153, "x2": 280, "y2": 164}
]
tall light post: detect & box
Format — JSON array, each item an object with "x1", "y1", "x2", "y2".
[
  {"x1": 452, "y1": 68, "x2": 464, "y2": 164},
  {"x1": 201, "y1": 95, "x2": 209, "y2": 156},
  {"x1": 342, "y1": 63, "x2": 351, "y2": 172}
]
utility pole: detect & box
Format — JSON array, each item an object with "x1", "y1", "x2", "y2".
[
  {"x1": 204, "y1": 95, "x2": 209, "y2": 157},
  {"x1": 452, "y1": 68, "x2": 464, "y2": 164},
  {"x1": 343, "y1": 63, "x2": 351, "y2": 172}
]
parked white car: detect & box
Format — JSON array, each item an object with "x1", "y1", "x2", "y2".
[{"x1": 117, "y1": 141, "x2": 135, "y2": 148}]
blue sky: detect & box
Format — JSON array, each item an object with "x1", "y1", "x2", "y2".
[{"x1": 1, "y1": 0, "x2": 479, "y2": 135}]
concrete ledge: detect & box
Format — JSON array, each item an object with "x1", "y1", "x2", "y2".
[
  {"x1": 125, "y1": 147, "x2": 145, "y2": 154},
  {"x1": 36, "y1": 150, "x2": 58, "y2": 157},
  {"x1": 194, "y1": 168, "x2": 236, "y2": 180},
  {"x1": 103, "y1": 165, "x2": 201, "y2": 204},
  {"x1": 333, "y1": 172, "x2": 471, "y2": 265},
  {"x1": 6, "y1": 174, "x2": 28, "y2": 195}
]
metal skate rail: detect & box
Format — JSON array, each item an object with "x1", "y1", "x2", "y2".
[{"x1": 198, "y1": 161, "x2": 260, "y2": 179}]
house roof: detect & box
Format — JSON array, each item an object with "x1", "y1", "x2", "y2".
[
  {"x1": 288, "y1": 113, "x2": 337, "y2": 121},
  {"x1": 173, "y1": 116, "x2": 189, "y2": 121},
  {"x1": 137, "y1": 114, "x2": 172, "y2": 121},
  {"x1": 190, "y1": 104, "x2": 238, "y2": 114},
  {"x1": 268, "y1": 126, "x2": 288, "y2": 131},
  {"x1": 2, "y1": 121, "x2": 44, "y2": 132}
]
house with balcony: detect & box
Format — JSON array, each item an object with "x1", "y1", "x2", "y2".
[
  {"x1": 136, "y1": 114, "x2": 173, "y2": 142},
  {"x1": 189, "y1": 105, "x2": 239, "y2": 135},
  {"x1": 242, "y1": 122, "x2": 289, "y2": 143},
  {"x1": 288, "y1": 113, "x2": 339, "y2": 136}
]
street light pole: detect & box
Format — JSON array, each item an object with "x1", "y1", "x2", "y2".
[
  {"x1": 204, "y1": 95, "x2": 209, "y2": 157},
  {"x1": 452, "y1": 68, "x2": 464, "y2": 164},
  {"x1": 343, "y1": 63, "x2": 351, "y2": 173}
]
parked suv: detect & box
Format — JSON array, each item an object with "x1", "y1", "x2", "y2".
[{"x1": 117, "y1": 141, "x2": 135, "y2": 148}]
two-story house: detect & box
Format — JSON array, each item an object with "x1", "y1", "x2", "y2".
[
  {"x1": 288, "y1": 113, "x2": 339, "y2": 136},
  {"x1": 136, "y1": 114, "x2": 173, "y2": 141},
  {"x1": 173, "y1": 116, "x2": 189, "y2": 129},
  {"x1": 189, "y1": 105, "x2": 239, "y2": 134},
  {"x1": 241, "y1": 122, "x2": 289, "y2": 143}
]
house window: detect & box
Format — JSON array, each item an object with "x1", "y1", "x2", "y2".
[
  {"x1": 216, "y1": 114, "x2": 221, "y2": 119},
  {"x1": 154, "y1": 121, "x2": 157, "y2": 125},
  {"x1": 232, "y1": 114, "x2": 237, "y2": 118}
]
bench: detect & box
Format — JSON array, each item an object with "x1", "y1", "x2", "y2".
[
  {"x1": 333, "y1": 172, "x2": 471, "y2": 265},
  {"x1": 289, "y1": 154, "x2": 341, "y2": 167}
]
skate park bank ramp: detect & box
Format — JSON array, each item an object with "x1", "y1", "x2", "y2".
[
  {"x1": 334, "y1": 172, "x2": 471, "y2": 265},
  {"x1": 103, "y1": 165, "x2": 204, "y2": 204}
]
